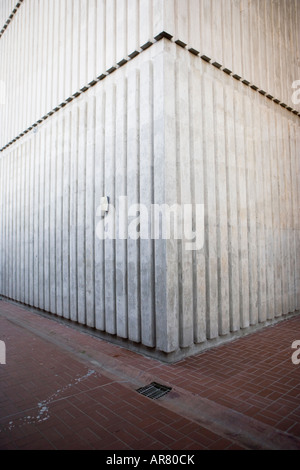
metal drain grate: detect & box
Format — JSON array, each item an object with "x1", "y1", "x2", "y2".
[{"x1": 136, "y1": 382, "x2": 172, "y2": 400}]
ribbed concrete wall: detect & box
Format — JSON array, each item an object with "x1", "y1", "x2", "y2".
[
  {"x1": 0, "y1": 0, "x2": 163, "y2": 148},
  {"x1": 0, "y1": 0, "x2": 299, "y2": 360},
  {"x1": 162, "y1": 40, "x2": 300, "y2": 354},
  {"x1": 162, "y1": 0, "x2": 300, "y2": 109},
  {"x1": 1, "y1": 0, "x2": 300, "y2": 149},
  {"x1": 0, "y1": 0, "x2": 18, "y2": 32},
  {"x1": 0, "y1": 41, "x2": 170, "y2": 351}
]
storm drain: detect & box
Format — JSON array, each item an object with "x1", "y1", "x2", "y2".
[{"x1": 136, "y1": 382, "x2": 172, "y2": 400}]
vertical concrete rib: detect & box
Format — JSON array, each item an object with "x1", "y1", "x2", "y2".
[
  {"x1": 56, "y1": 117, "x2": 63, "y2": 317},
  {"x1": 140, "y1": 0, "x2": 153, "y2": 49},
  {"x1": 275, "y1": 112, "x2": 284, "y2": 317},
  {"x1": 164, "y1": 44, "x2": 179, "y2": 353},
  {"x1": 264, "y1": 105, "x2": 275, "y2": 320},
  {"x1": 153, "y1": 48, "x2": 167, "y2": 352},
  {"x1": 44, "y1": 124, "x2": 52, "y2": 313},
  {"x1": 115, "y1": 74, "x2": 128, "y2": 339},
  {"x1": 245, "y1": 94, "x2": 258, "y2": 326},
  {"x1": 62, "y1": 111, "x2": 71, "y2": 320},
  {"x1": 214, "y1": 79, "x2": 230, "y2": 336},
  {"x1": 234, "y1": 89, "x2": 250, "y2": 328},
  {"x1": 140, "y1": 59, "x2": 155, "y2": 347},
  {"x1": 33, "y1": 132, "x2": 40, "y2": 308},
  {"x1": 202, "y1": 73, "x2": 218, "y2": 340},
  {"x1": 224, "y1": 85, "x2": 240, "y2": 332},
  {"x1": 177, "y1": 47, "x2": 194, "y2": 348},
  {"x1": 281, "y1": 115, "x2": 290, "y2": 315},
  {"x1": 94, "y1": 90, "x2": 106, "y2": 332},
  {"x1": 86, "y1": 96, "x2": 96, "y2": 328},
  {"x1": 189, "y1": 62, "x2": 206, "y2": 344},
  {"x1": 104, "y1": 83, "x2": 116, "y2": 335},
  {"x1": 128, "y1": 0, "x2": 139, "y2": 58},
  {"x1": 29, "y1": 137, "x2": 35, "y2": 307},
  {"x1": 127, "y1": 68, "x2": 141, "y2": 343},
  {"x1": 49, "y1": 121, "x2": 57, "y2": 315},
  {"x1": 273, "y1": 111, "x2": 283, "y2": 317},
  {"x1": 69, "y1": 107, "x2": 79, "y2": 323},
  {"x1": 106, "y1": 0, "x2": 116, "y2": 71},
  {"x1": 255, "y1": 99, "x2": 267, "y2": 322},
  {"x1": 77, "y1": 102, "x2": 87, "y2": 325},
  {"x1": 116, "y1": 0, "x2": 127, "y2": 65}
]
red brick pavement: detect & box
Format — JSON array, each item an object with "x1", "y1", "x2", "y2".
[{"x1": 0, "y1": 299, "x2": 299, "y2": 450}]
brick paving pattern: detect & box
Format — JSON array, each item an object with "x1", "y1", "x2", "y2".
[{"x1": 0, "y1": 299, "x2": 299, "y2": 450}]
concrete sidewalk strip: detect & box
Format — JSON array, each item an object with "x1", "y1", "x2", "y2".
[{"x1": 0, "y1": 299, "x2": 299, "y2": 450}]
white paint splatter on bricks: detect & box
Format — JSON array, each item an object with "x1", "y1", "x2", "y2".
[{"x1": 0, "y1": 369, "x2": 96, "y2": 433}]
